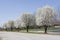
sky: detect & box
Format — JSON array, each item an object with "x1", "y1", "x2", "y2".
[{"x1": 0, "y1": 0, "x2": 60, "y2": 27}]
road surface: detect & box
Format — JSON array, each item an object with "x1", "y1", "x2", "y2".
[{"x1": 0, "y1": 31, "x2": 60, "y2": 40}]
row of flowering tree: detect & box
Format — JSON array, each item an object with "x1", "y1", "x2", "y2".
[{"x1": 3, "y1": 6, "x2": 56, "y2": 33}]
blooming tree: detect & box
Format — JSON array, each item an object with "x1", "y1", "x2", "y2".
[
  {"x1": 36, "y1": 6, "x2": 56, "y2": 33},
  {"x1": 21, "y1": 13, "x2": 35, "y2": 32},
  {"x1": 3, "y1": 20, "x2": 15, "y2": 31}
]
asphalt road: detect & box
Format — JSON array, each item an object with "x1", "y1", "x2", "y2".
[{"x1": 0, "y1": 31, "x2": 60, "y2": 40}]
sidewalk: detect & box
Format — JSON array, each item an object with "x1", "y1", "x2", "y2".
[{"x1": 0, "y1": 32, "x2": 60, "y2": 40}]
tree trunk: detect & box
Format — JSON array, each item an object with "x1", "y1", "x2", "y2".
[
  {"x1": 6, "y1": 28, "x2": 7, "y2": 31},
  {"x1": 44, "y1": 25, "x2": 48, "y2": 34},
  {"x1": 26, "y1": 25, "x2": 29, "y2": 32},
  {"x1": 11, "y1": 27, "x2": 13, "y2": 31},
  {"x1": 18, "y1": 27, "x2": 20, "y2": 32}
]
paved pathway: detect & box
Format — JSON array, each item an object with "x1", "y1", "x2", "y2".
[{"x1": 0, "y1": 31, "x2": 60, "y2": 40}]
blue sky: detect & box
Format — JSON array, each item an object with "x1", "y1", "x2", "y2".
[{"x1": 0, "y1": 0, "x2": 60, "y2": 27}]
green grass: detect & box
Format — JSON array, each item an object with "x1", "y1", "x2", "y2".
[
  {"x1": 19, "y1": 30, "x2": 60, "y2": 36},
  {"x1": 1, "y1": 27, "x2": 60, "y2": 34},
  {"x1": 20, "y1": 31, "x2": 44, "y2": 34},
  {"x1": 1, "y1": 27, "x2": 60, "y2": 32},
  {"x1": 0, "y1": 28, "x2": 60, "y2": 36}
]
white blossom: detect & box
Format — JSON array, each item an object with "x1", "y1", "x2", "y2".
[
  {"x1": 36, "y1": 6, "x2": 56, "y2": 26},
  {"x1": 20, "y1": 13, "x2": 35, "y2": 27}
]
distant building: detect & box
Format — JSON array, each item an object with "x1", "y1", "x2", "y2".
[{"x1": 53, "y1": 21, "x2": 60, "y2": 28}]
